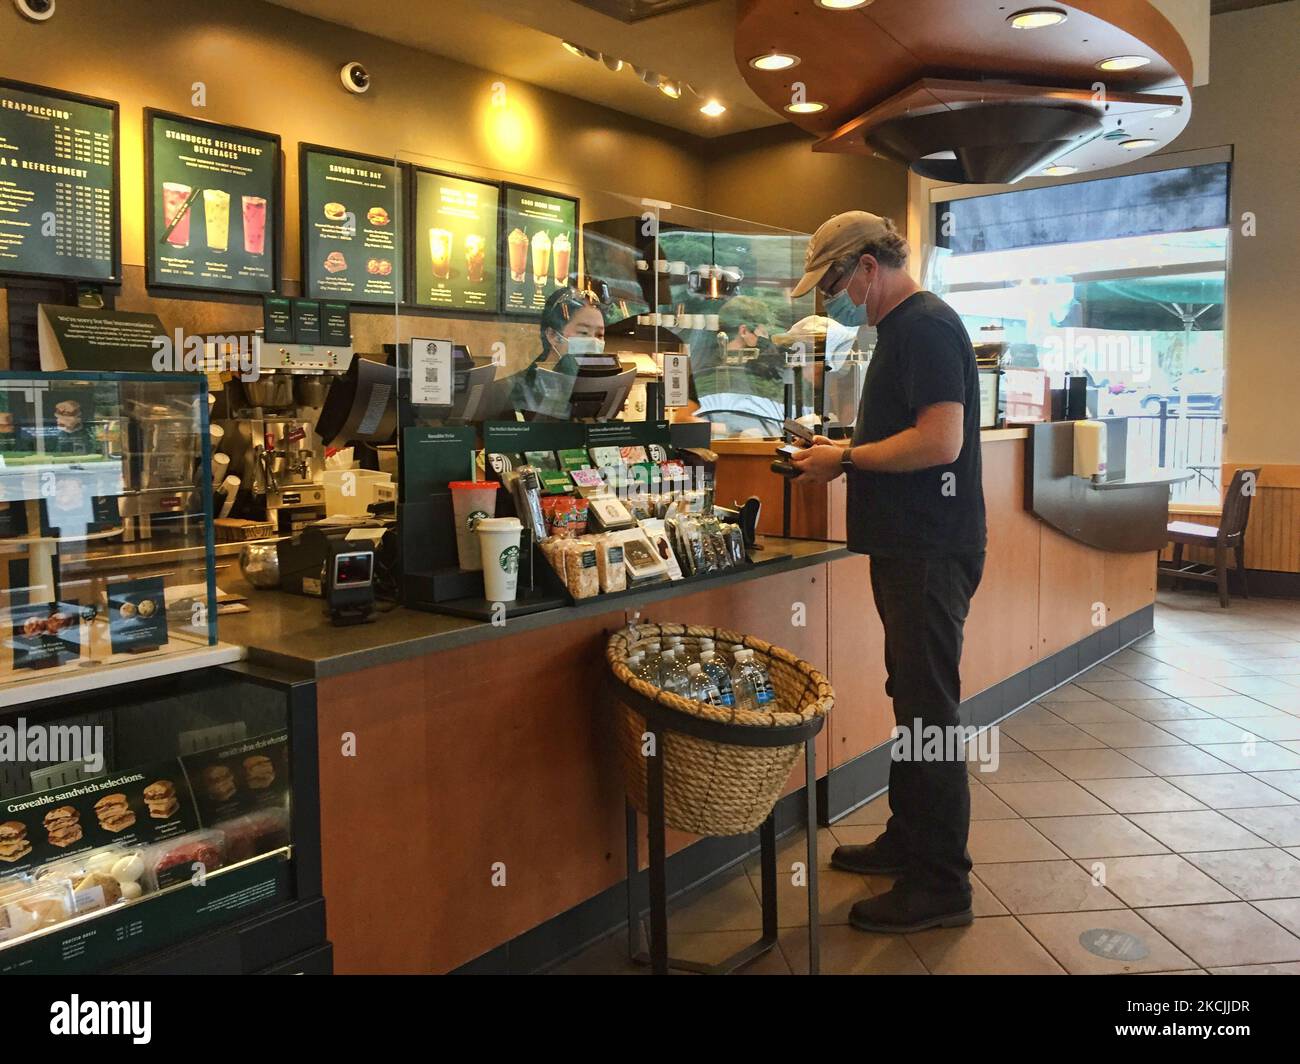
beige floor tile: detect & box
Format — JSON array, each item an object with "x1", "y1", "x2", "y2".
[
  {"x1": 969, "y1": 779, "x2": 1018, "y2": 820},
  {"x1": 1037, "y1": 700, "x2": 1141, "y2": 725},
  {"x1": 1002, "y1": 704, "x2": 1069, "y2": 726},
  {"x1": 1253, "y1": 771, "x2": 1300, "y2": 800},
  {"x1": 1029, "y1": 814, "x2": 1169, "y2": 859},
  {"x1": 1223, "y1": 806, "x2": 1300, "y2": 846},
  {"x1": 1036, "y1": 748, "x2": 1154, "y2": 780},
  {"x1": 1184, "y1": 848, "x2": 1300, "y2": 901},
  {"x1": 1252, "y1": 898, "x2": 1300, "y2": 937},
  {"x1": 1207, "y1": 962, "x2": 1300, "y2": 974},
  {"x1": 833, "y1": 793, "x2": 888, "y2": 826},
  {"x1": 999, "y1": 722, "x2": 1105, "y2": 751},
  {"x1": 1226, "y1": 715, "x2": 1300, "y2": 741},
  {"x1": 973, "y1": 860, "x2": 1124, "y2": 914},
  {"x1": 1127, "y1": 810, "x2": 1270, "y2": 852},
  {"x1": 906, "y1": 916, "x2": 1066, "y2": 974},
  {"x1": 1090, "y1": 854, "x2": 1236, "y2": 907},
  {"x1": 745, "y1": 864, "x2": 873, "y2": 927},
  {"x1": 1110, "y1": 698, "x2": 1211, "y2": 722},
  {"x1": 968, "y1": 819, "x2": 1066, "y2": 863},
  {"x1": 1038, "y1": 683, "x2": 1104, "y2": 703},
  {"x1": 1182, "y1": 694, "x2": 1282, "y2": 717},
  {"x1": 829, "y1": 823, "x2": 891, "y2": 851},
  {"x1": 664, "y1": 929, "x2": 794, "y2": 975},
  {"x1": 988, "y1": 780, "x2": 1113, "y2": 817},
  {"x1": 1109, "y1": 658, "x2": 1186, "y2": 680},
  {"x1": 969, "y1": 874, "x2": 1009, "y2": 917},
  {"x1": 664, "y1": 871, "x2": 762, "y2": 934},
  {"x1": 1073, "y1": 719, "x2": 1186, "y2": 748},
  {"x1": 1137, "y1": 902, "x2": 1300, "y2": 967},
  {"x1": 780, "y1": 923, "x2": 927, "y2": 975},
  {"x1": 1116, "y1": 745, "x2": 1234, "y2": 776},
  {"x1": 1197, "y1": 742, "x2": 1300, "y2": 773},
  {"x1": 1019, "y1": 910, "x2": 1195, "y2": 975},
  {"x1": 968, "y1": 750, "x2": 1066, "y2": 784},
  {"x1": 1158, "y1": 718, "x2": 1266, "y2": 744},
  {"x1": 1167, "y1": 773, "x2": 1298, "y2": 811},
  {"x1": 742, "y1": 826, "x2": 838, "y2": 875},
  {"x1": 1259, "y1": 691, "x2": 1300, "y2": 713},
  {"x1": 1146, "y1": 675, "x2": 1237, "y2": 699},
  {"x1": 1078, "y1": 679, "x2": 1171, "y2": 701},
  {"x1": 1079, "y1": 776, "x2": 1206, "y2": 813},
  {"x1": 1075, "y1": 664, "x2": 1133, "y2": 683},
  {"x1": 1218, "y1": 675, "x2": 1300, "y2": 696}
]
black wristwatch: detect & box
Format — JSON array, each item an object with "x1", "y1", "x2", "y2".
[{"x1": 841, "y1": 448, "x2": 856, "y2": 476}]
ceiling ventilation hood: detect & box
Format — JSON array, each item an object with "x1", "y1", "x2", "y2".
[
  {"x1": 573, "y1": 0, "x2": 714, "y2": 22},
  {"x1": 735, "y1": 0, "x2": 1195, "y2": 182}
]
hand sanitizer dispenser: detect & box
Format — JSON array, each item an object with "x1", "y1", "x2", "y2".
[{"x1": 1073, "y1": 420, "x2": 1107, "y2": 480}]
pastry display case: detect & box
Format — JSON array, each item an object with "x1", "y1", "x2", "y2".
[
  {"x1": 0, "y1": 372, "x2": 219, "y2": 695},
  {"x1": 0, "y1": 663, "x2": 325, "y2": 974}
]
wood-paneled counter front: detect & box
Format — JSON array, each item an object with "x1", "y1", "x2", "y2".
[{"x1": 221, "y1": 430, "x2": 1157, "y2": 973}]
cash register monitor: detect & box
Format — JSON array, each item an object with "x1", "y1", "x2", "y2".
[{"x1": 315, "y1": 354, "x2": 399, "y2": 447}]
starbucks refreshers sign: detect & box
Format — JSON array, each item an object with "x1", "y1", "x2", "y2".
[
  {"x1": 0, "y1": 79, "x2": 119, "y2": 283},
  {"x1": 501, "y1": 183, "x2": 579, "y2": 316},
  {"x1": 411, "y1": 169, "x2": 500, "y2": 313},
  {"x1": 145, "y1": 110, "x2": 280, "y2": 295},
  {"x1": 301, "y1": 145, "x2": 403, "y2": 304}
]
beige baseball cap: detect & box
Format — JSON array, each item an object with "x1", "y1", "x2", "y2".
[{"x1": 791, "y1": 211, "x2": 893, "y2": 298}]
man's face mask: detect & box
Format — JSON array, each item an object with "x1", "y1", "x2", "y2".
[{"x1": 823, "y1": 258, "x2": 871, "y2": 328}]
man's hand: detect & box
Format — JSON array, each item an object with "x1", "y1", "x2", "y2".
[{"x1": 790, "y1": 443, "x2": 844, "y2": 485}]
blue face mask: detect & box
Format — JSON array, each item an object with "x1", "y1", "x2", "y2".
[{"x1": 824, "y1": 263, "x2": 871, "y2": 327}]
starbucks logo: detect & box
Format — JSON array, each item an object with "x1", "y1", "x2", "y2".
[
  {"x1": 499, "y1": 545, "x2": 520, "y2": 574},
  {"x1": 467, "y1": 509, "x2": 489, "y2": 531}
]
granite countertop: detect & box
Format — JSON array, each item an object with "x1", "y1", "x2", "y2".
[{"x1": 216, "y1": 536, "x2": 850, "y2": 679}]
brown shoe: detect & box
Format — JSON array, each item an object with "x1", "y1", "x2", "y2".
[{"x1": 831, "y1": 838, "x2": 906, "y2": 876}]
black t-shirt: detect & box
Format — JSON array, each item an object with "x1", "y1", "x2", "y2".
[{"x1": 847, "y1": 291, "x2": 987, "y2": 557}]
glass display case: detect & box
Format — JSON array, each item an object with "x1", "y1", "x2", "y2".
[
  {"x1": 0, "y1": 664, "x2": 323, "y2": 974},
  {"x1": 0, "y1": 372, "x2": 218, "y2": 694}
]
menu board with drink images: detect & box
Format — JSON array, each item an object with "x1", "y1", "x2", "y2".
[
  {"x1": 411, "y1": 169, "x2": 500, "y2": 312},
  {"x1": 501, "y1": 184, "x2": 578, "y2": 316},
  {"x1": 0, "y1": 79, "x2": 119, "y2": 283},
  {"x1": 301, "y1": 145, "x2": 402, "y2": 304},
  {"x1": 145, "y1": 111, "x2": 279, "y2": 294}
]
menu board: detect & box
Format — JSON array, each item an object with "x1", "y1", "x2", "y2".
[
  {"x1": 501, "y1": 183, "x2": 579, "y2": 316},
  {"x1": 411, "y1": 169, "x2": 500, "y2": 313},
  {"x1": 0, "y1": 79, "x2": 118, "y2": 283},
  {"x1": 145, "y1": 110, "x2": 280, "y2": 294},
  {"x1": 301, "y1": 145, "x2": 402, "y2": 304}
]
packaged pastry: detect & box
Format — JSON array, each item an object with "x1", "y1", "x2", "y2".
[
  {"x1": 594, "y1": 536, "x2": 627, "y2": 593},
  {"x1": 72, "y1": 871, "x2": 122, "y2": 912},
  {"x1": 145, "y1": 829, "x2": 226, "y2": 891},
  {"x1": 564, "y1": 541, "x2": 601, "y2": 600},
  {"x1": 0, "y1": 882, "x2": 73, "y2": 942}
]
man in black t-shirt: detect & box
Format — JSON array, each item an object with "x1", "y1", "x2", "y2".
[{"x1": 791, "y1": 212, "x2": 987, "y2": 934}]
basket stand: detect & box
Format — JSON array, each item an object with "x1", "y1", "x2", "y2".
[{"x1": 613, "y1": 676, "x2": 824, "y2": 976}]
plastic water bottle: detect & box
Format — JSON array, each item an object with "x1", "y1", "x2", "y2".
[
  {"x1": 699, "y1": 651, "x2": 735, "y2": 707},
  {"x1": 634, "y1": 645, "x2": 662, "y2": 685},
  {"x1": 687, "y1": 663, "x2": 723, "y2": 706},
  {"x1": 659, "y1": 649, "x2": 691, "y2": 695},
  {"x1": 731, "y1": 650, "x2": 760, "y2": 711},
  {"x1": 747, "y1": 653, "x2": 777, "y2": 709}
]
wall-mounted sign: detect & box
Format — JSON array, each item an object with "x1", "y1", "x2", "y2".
[
  {"x1": 501, "y1": 184, "x2": 579, "y2": 316},
  {"x1": 145, "y1": 110, "x2": 280, "y2": 295},
  {"x1": 0, "y1": 79, "x2": 119, "y2": 284},
  {"x1": 300, "y1": 145, "x2": 402, "y2": 305},
  {"x1": 410, "y1": 169, "x2": 500, "y2": 313}
]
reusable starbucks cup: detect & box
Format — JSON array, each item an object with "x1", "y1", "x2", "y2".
[
  {"x1": 476, "y1": 517, "x2": 524, "y2": 602},
  {"x1": 449, "y1": 481, "x2": 499, "y2": 571}
]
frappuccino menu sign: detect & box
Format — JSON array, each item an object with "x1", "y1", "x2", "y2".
[
  {"x1": 146, "y1": 111, "x2": 279, "y2": 294},
  {"x1": 501, "y1": 184, "x2": 578, "y2": 316},
  {"x1": 0, "y1": 80, "x2": 118, "y2": 282},
  {"x1": 412, "y1": 169, "x2": 500, "y2": 313},
  {"x1": 301, "y1": 145, "x2": 402, "y2": 304}
]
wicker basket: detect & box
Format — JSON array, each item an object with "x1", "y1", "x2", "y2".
[{"x1": 606, "y1": 622, "x2": 834, "y2": 837}]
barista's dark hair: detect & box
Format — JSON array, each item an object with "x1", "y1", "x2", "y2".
[
  {"x1": 853, "y1": 217, "x2": 909, "y2": 270},
  {"x1": 539, "y1": 283, "x2": 609, "y2": 356}
]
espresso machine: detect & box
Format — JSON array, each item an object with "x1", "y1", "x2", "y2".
[{"x1": 209, "y1": 331, "x2": 355, "y2": 536}]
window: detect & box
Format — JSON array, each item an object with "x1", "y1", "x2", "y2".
[{"x1": 933, "y1": 163, "x2": 1230, "y2": 504}]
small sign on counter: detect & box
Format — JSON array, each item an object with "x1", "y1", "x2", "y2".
[{"x1": 410, "y1": 338, "x2": 454, "y2": 407}]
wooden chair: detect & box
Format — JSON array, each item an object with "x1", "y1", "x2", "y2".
[{"x1": 1161, "y1": 467, "x2": 1261, "y2": 608}]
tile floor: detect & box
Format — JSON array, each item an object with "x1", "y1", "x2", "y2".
[{"x1": 552, "y1": 590, "x2": 1300, "y2": 975}]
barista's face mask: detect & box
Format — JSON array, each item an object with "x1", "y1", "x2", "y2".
[
  {"x1": 823, "y1": 258, "x2": 872, "y2": 328},
  {"x1": 563, "y1": 335, "x2": 605, "y2": 356}
]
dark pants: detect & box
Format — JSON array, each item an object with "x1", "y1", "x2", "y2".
[{"x1": 870, "y1": 552, "x2": 986, "y2": 902}]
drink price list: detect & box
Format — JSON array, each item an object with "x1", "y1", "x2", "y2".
[
  {"x1": 412, "y1": 169, "x2": 500, "y2": 313},
  {"x1": 502, "y1": 184, "x2": 578, "y2": 316},
  {"x1": 0, "y1": 80, "x2": 118, "y2": 282}
]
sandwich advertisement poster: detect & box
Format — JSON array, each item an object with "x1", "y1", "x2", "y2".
[
  {"x1": 411, "y1": 169, "x2": 500, "y2": 313},
  {"x1": 145, "y1": 110, "x2": 280, "y2": 295},
  {"x1": 178, "y1": 730, "x2": 290, "y2": 826},
  {"x1": 301, "y1": 145, "x2": 403, "y2": 304}
]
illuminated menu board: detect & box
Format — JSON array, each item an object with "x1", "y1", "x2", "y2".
[
  {"x1": 0, "y1": 79, "x2": 119, "y2": 283},
  {"x1": 301, "y1": 145, "x2": 403, "y2": 305},
  {"x1": 145, "y1": 110, "x2": 280, "y2": 294},
  {"x1": 410, "y1": 169, "x2": 500, "y2": 313},
  {"x1": 501, "y1": 184, "x2": 579, "y2": 316}
]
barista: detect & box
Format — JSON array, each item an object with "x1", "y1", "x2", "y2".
[{"x1": 509, "y1": 284, "x2": 610, "y2": 418}]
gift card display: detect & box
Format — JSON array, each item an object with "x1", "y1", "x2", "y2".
[{"x1": 106, "y1": 577, "x2": 168, "y2": 655}]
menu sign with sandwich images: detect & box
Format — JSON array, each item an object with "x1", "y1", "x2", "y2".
[
  {"x1": 0, "y1": 79, "x2": 119, "y2": 283},
  {"x1": 301, "y1": 145, "x2": 402, "y2": 304},
  {"x1": 178, "y1": 730, "x2": 290, "y2": 828},
  {"x1": 145, "y1": 110, "x2": 280, "y2": 294},
  {"x1": 501, "y1": 183, "x2": 578, "y2": 315},
  {"x1": 411, "y1": 169, "x2": 500, "y2": 313}
]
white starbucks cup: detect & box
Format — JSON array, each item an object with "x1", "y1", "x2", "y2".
[
  {"x1": 449, "y1": 481, "x2": 499, "y2": 571},
  {"x1": 476, "y1": 517, "x2": 524, "y2": 602}
]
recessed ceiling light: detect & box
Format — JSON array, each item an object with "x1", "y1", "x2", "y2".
[
  {"x1": 1008, "y1": 8, "x2": 1068, "y2": 29},
  {"x1": 658, "y1": 79, "x2": 683, "y2": 100},
  {"x1": 750, "y1": 52, "x2": 800, "y2": 71},
  {"x1": 786, "y1": 101, "x2": 827, "y2": 114},
  {"x1": 561, "y1": 41, "x2": 587, "y2": 59},
  {"x1": 815, "y1": 0, "x2": 873, "y2": 9},
  {"x1": 640, "y1": 69, "x2": 661, "y2": 87},
  {"x1": 601, "y1": 55, "x2": 625, "y2": 72},
  {"x1": 699, "y1": 100, "x2": 727, "y2": 117},
  {"x1": 1153, "y1": 107, "x2": 1180, "y2": 118},
  {"x1": 1042, "y1": 165, "x2": 1078, "y2": 176},
  {"x1": 1121, "y1": 138, "x2": 1158, "y2": 150},
  {"x1": 1097, "y1": 55, "x2": 1151, "y2": 71}
]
